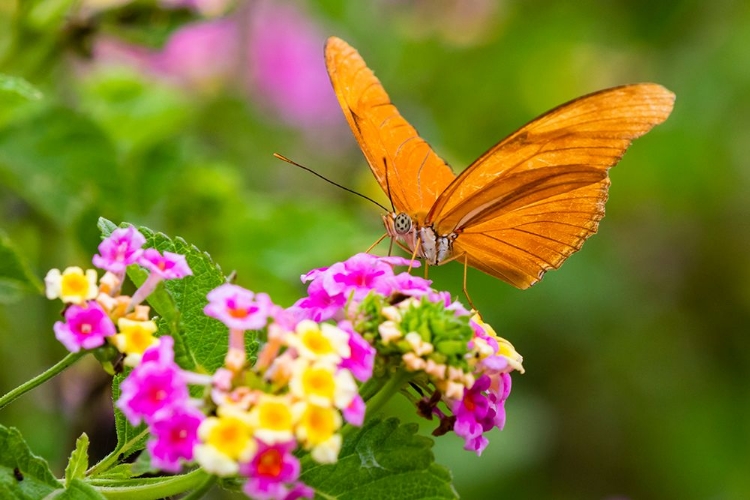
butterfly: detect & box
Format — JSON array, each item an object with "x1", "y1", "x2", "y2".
[{"x1": 325, "y1": 36, "x2": 675, "y2": 289}]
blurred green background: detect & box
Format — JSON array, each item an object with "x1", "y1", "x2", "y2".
[{"x1": 1, "y1": 0, "x2": 748, "y2": 498}]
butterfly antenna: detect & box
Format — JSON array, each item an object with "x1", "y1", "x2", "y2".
[{"x1": 273, "y1": 153, "x2": 390, "y2": 212}]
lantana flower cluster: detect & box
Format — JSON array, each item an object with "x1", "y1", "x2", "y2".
[{"x1": 46, "y1": 227, "x2": 524, "y2": 499}]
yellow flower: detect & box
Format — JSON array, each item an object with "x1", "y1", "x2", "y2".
[
  {"x1": 289, "y1": 360, "x2": 357, "y2": 409},
  {"x1": 45, "y1": 267, "x2": 98, "y2": 304},
  {"x1": 293, "y1": 401, "x2": 341, "y2": 448},
  {"x1": 111, "y1": 318, "x2": 158, "y2": 366},
  {"x1": 248, "y1": 395, "x2": 295, "y2": 444},
  {"x1": 286, "y1": 320, "x2": 350, "y2": 363},
  {"x1": 195, "y1": 408, "x2": 256, "y2": 476}
]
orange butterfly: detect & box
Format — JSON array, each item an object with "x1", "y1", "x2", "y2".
[{"x1": 325, "y1": 36, "x2": 675, "y2": 289}]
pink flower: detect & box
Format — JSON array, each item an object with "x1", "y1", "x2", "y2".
[
  {"x1": 296, "y1": 254, "x2": 429, "y2": 321},
  {"x1": 129, "y1": 249, "x2": 193, "y2": 309},
  {"x1": 138, "y1": 249, "x2": 192, "y2": 280},
  {"x1": 293, "y1": 278, "x2": 346, "y2": 322},
  {"x1": 283, "y1": 483, "x2": 314, "y2": 500},
  {"x1": 246, "y1": 0, "x2": 341, "y2": 129},
  {"x1": 93, "y1": 227, "x2": 146, "y2": 275},
  {"x1": 148, "y1": 405, "x2": 204, "y2": 472},
  {"x1": 204, "y1": 284, "x2": 276, "y2": 330},
  {"x1": 338, "y1": 321, "x2": 375, "y2": 382},
  {"x1": 341, "y1": 393, "x2": 366, "y2": 426},
  {"x1": 241, "y1": 440, "x2": 302, "y2": 500},
  {"x1": 389, "y1": 272, "x2": 432, "y2": 297},
  {"x1": 151, "y1": 18, "x2": 239, "y2": 92},
  {"x1": 53, "y1": 302, "x2": 116, "y2": 352},
  {"x1": 117, "y1": 337, "x2": 190, "y2": 426},
  {"x1": 452, "y1": 374, "x2": 510, "y2": 456}
]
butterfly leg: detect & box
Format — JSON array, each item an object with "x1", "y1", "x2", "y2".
[
  {"x1": 366, "y1": 232, "x2": 389, "y2": 254},
  {"x1": 461, "y1": 254, "x2": 478, "y2": 312},
  {"x1": 408, "y1": 237, "x2": 422, "y2": 275}
]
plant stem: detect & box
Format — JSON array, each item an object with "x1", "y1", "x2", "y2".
[
  {"x1": 364, "y1": 369, "x2": 413, "y2": 419},
  {"x1": 95, "y1": 468, "x2": 212, "y2": 500},
  {"x1": 0, "y1": 351, "x2": 86, "y2": 410}
]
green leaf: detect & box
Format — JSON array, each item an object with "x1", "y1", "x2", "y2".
[
  {"x1": 0, "y1": 74, "x2": 43, "y2": 101},
  {"x1": 0, "y1": 107, "x2": 122, "y2": 227},
  {"x1": 64, "y1": 434, "x2": 89, "y2": 488},
  {"x1": 302, "y1": 418, "x2": 458, "y2": 499},
  {"x1": 0, "y1": 229, "x2": 44, "y2": 303},
  {"x1": 0, "y1": 424, "x2": 61, "y2": 499}
]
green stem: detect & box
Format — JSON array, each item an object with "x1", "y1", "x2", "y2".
[
  {"x1": 95, "y1": 468, "x2": 212, "y2": 500},
  {"x1": 87, "y1": 429, "x2": 150, "y2": 477},
  {"x1": 0, "y1": 351, "x2": 86, "y2": 410},
  {"x1": 363, "y1": 369, "x2": 413, "y2": 419}
]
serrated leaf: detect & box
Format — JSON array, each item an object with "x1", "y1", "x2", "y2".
[
  {"x1": 0, "y1": 107, "x2": 122, "y2": 227},
  {"x1": 0, "y1": 424, "x2": 61, "y2": 499},
  {"x1": 64, "y1": 434, "x2": 89, "y2": 488},
  {"x1": 0, "y1": 74, "x2": 43, "y2": 101},
  {"x1": 0, "y1": 229, "x2": 44, "y2": 303},
  {"x1": 301, "y1": 418, "x2": 458, "y2": 500}
]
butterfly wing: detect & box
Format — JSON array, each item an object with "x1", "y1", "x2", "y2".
[
  {"x1": 325, "y1": 36, "x2": 456, "y2": 220},
  {"x1": 428, "y1": 84, "x2": 675, "y2": 288}
]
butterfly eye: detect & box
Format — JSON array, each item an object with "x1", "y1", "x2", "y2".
[{"x1": 394, "y1": 213, "x2": 413, "y2": 235}]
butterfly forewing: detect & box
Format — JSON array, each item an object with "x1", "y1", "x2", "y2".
[
  {"x1": 325, "y1": 37, "x2": 455, "y2": 219},
  {"x1": 427, "y1": 84, "x2": 676, "y2": 232}
]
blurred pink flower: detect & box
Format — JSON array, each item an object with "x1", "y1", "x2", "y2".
[
  {"x1": 246, "y1": 0, "x2": 342, "y2": 128},
  {"x1": 151, "y1": 18, "x2": 240, "y2": 92}
]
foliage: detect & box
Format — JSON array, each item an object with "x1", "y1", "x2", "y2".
[{"x1": 0, "y1": 0, "x2": 749, "y2": 499}]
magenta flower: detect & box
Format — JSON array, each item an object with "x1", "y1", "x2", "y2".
[
  {"x1": 129, "y1": 249, "x2": 193, "y2": 309},
  {"x1": 138, "y1": 249, "x2": 192, "y2": 280},
  {"x1": 148, "y1": 406, "x2": 204, "y2": 472},
  {"x1": 338, "y1": 321, "x2": 375, "y2": 382},
  {"x1": 293, "y1": 278, "x2": 346, "y2": 322},
  {"x1": 53, "y1": 302, "x2": 116, "y2": 352},
  {"x1": 389, "y1": 272, "x2": 432, "y2": 297},
  {"x1": 283, "y1": 483, "x2": 314, "y2": 500},
  {"x1": 117, "y1": 337, "x2": 189, "y2": 426},
  {"x1": 296, "y1": 254, "x2": 428, "y2": 321},
  {"x1": 341, "y1": 393, "x2": 366, "y2": 426},
  {"x1": 92, "y1": 227, "x2": 146, "y2": 275},
  {"x1": 241, "y1": 440, "x2": 302, "y2": 500},
  {"x1": 452, "y1": 374, "x2": 506, "y2": 456},
  {"x1": 204, "y1": 284, "x2": 276, "y2": 330}
]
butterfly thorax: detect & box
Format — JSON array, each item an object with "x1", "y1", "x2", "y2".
[{"x1": 383, "y1": 212, "x2": 455, "y2": 266}]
